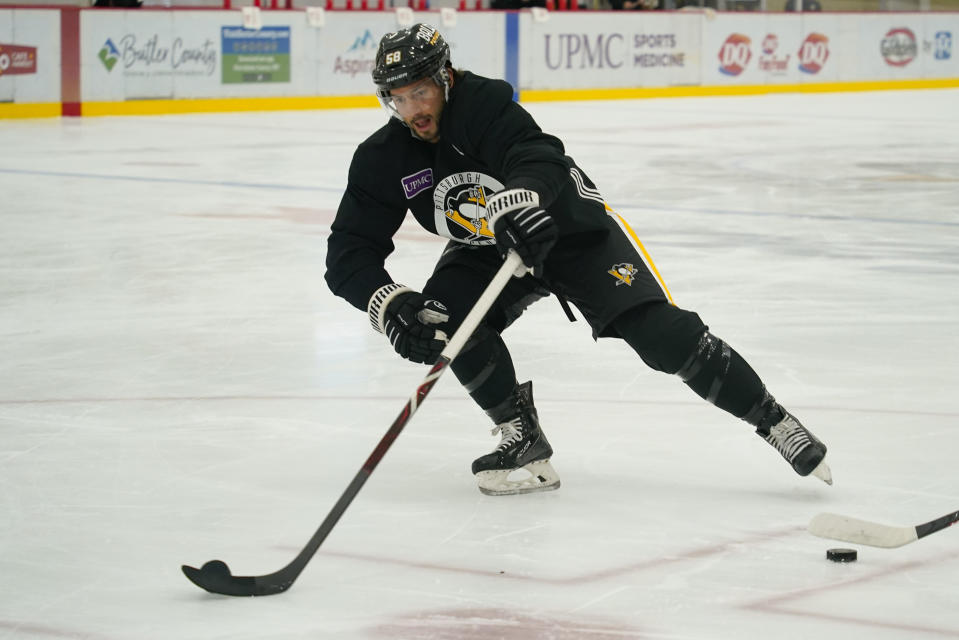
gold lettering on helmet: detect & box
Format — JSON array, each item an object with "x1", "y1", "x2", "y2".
[
  {"x1": 415, "y1": 24, "x2": 436, "y2": 43},
  {"x1": 385, "y1": 51, "x2": 401, "y2": 65}
]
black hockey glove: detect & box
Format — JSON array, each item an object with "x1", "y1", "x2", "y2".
[
  {"x1": 368, "y1": 284, "x2": 450, "y2": 364},
  {"x1": 487, "y1": 188, "x2": 558, "y2": 277}
]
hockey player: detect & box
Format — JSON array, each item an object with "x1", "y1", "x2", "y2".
[{"x1": 324, "y1": 24, "x2": 832, "y2": 496}]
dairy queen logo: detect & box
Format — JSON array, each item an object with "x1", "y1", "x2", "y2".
[
  {"x1": 719, "y1": 34, "x2": 752, "y2": 76},
  {"x1": 798, "y1": 32, "x2": 830, "y2": 74},
  {"x1": 758, "y1": 33, "x2": 789, "y2": 73},
  {"x1": 762, "y1": 34, "x2": 778, "y2": 55},
  {"x1": 881, "y1": 27, "x2": 917, "y2": 66}
]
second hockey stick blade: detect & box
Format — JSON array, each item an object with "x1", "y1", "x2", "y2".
[{"x1": 808, "y1": 509, "x2": 959, "y2": 548}]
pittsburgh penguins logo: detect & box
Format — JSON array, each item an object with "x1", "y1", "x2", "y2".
[
  {"x1": 608, "y1": 263, "x2": 639, "y2": 286},
  {"x1": 432, "y1": 172, "x2": 503, "y2": 245}
]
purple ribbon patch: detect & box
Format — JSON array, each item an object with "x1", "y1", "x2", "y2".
[{"x1": 401, "y1": 168, "x2": 433, "y2": 200}]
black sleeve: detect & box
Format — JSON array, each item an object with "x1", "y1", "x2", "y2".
[
  {"x1": 324, "y1": 147, "x2": 406, "y2": 312},
  {"x1": 454, "y1": 77, "x2": 571, "y2": 209}
]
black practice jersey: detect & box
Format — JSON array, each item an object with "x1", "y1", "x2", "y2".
[{"x1": 325, "y1": 71, "x2": 610, "y2": 312}]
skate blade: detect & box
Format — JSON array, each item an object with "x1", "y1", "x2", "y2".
[
  {"x1": 476, "y1": 460, "x2": 561, "y2": 496},
  {"x1": 810, "y1": 459, "x2": 833, "y2": 486}
]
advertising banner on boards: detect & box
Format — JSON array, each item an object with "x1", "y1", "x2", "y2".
[
  {"x1": 0, "y1": 9, "x2": 61, "y2": 104},
  {"x1": 520, "y1": 12, "x2": 702, "y2": 90},
  {"x1": 312, "y1": 12, "x2": 505, "y2": 95},
  {"x1": 80, "y1": 11, "x2": 506, "y2": 102},
  {"x1": 221, "y1": 26, "x2": 291, "y2": 84}
]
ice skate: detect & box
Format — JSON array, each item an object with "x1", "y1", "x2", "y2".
[
  {"x1": 758, "y1": 409, "x2": 832, "y2": 485},
  {"x1": 472, "y1": 381, "x2": 560, "y2": 496}
]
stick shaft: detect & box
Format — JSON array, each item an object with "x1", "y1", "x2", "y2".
[
  {"x1": 185, "y1": 251, "x2": 525, "y2": 596},
  {"x1": 272, "y1": 252, "x2": 524, "y2": 580},
  {"x1": 916, "y1": 510, "x2": 959, "y2": 540}
]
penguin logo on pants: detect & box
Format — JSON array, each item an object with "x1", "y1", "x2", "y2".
[{"x1": 608, "y1": 263, "x2": 639, "y2": 286}]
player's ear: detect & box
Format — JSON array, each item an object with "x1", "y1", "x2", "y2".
[{"x1": 447, "y1": 64, "x2": 455, "y2": 89}]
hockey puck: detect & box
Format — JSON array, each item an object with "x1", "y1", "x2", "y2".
[{"x1": 826, "y1": 548, "x2": 857, "y2": 563}]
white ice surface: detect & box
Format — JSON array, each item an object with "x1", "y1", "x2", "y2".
[{"x1": 1, "y1": 89, "x2": 958, "y2": 639}]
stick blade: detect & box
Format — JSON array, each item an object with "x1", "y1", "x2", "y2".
[
  {"x1": 808, "y1": 512, "x2": 919, "y2": 548},
  {"x1": 182, "y1": 560, "x2": 284, "y2": 597}
]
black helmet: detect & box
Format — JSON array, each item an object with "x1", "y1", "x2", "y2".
[{"x1": 372, "y1": 23, "x2": 451, "y2": 97}]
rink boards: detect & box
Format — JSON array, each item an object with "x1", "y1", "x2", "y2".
[{"x1": 0, "y1": 7, "x2": 957, "y2": 117}]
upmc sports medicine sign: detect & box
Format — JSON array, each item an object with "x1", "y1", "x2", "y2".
[
  {"x1": 0, "y1": 43, "x2": 37, "y2": 76},
  {"x1": 525, "y1": 13, "x2": 701, "y2": 90}
]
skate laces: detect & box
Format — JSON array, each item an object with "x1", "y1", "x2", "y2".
[
  {"x1": 490, "y1": 418, "x2": 523, "y2": 451},
  {"x1": 765, "y1": 416, "x2": 811, "y2": 463}
]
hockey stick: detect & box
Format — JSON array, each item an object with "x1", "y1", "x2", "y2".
[
  {"x1": 808, "y1": 509, "x2": 959, "y2": 549},
  {"x1": 181, "y1": 251, "x2": 525, "y2": 596}
]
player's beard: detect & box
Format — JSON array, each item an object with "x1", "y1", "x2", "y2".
[{"x1": 408, "y1": 113, "x2": 440, "y2": 143}]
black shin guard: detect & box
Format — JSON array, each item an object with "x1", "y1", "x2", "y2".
[
  {"x1": 678, "y1": 331, "x2": 770, "y2": 421},
  {"x1": 677, "y1": 332, "x2": 731, "y2": 404},
  {"x1": 614, "y1": 303, "x2": 776, "y2": 425},
  {"x1": 450, "y1": 324, "x2": 517, "y2": 411}
]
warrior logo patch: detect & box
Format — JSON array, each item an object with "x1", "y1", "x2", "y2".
[
  {"x1": 608, "y1": 263, "x2": 639, "y2": 286},
  {"x1": 401, "y1": 168, "x2": 433, "y2": 200},
  {"x1": 432, "y1": 171, "x2": 503, "y2": 245}
]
